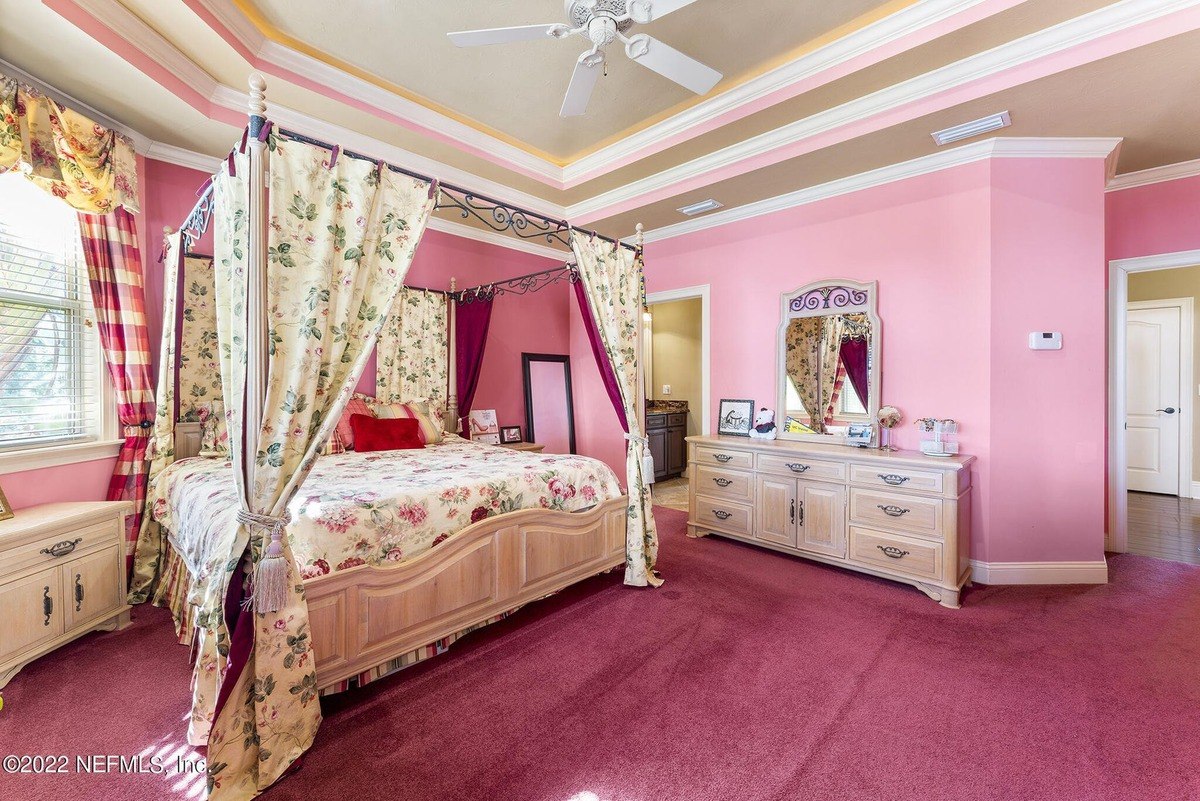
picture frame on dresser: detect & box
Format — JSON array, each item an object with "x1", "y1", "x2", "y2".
[
  {"x1": 718, "y1": 399, "x2": 755, "y2": 436},
  {"x1": 500, "y1": 425, "x2": 523, "y2": 444},
  {"x1": 0, "y1": 483, "x2": 12, "y2": 521}
]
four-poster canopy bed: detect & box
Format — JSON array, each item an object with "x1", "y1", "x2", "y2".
[{"x1": 127, "y1": 74, "x2": 659, "y2": 800}]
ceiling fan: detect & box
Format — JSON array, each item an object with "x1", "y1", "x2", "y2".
[{"x1": 448, "y1": 0, "x2": 722, "y2": 117}]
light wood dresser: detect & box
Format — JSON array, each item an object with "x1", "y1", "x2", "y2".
[
  {"x1": 686, "y1": 436, "x2": 974, "y2": 608},
  {"x1": 0, "y1": 501, "x2": 133, "y2": 687}
]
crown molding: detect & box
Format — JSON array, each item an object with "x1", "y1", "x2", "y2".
[
  {"x1": 426, "y1": 217, "x2": 568, "y2": 262},
  {"x1": 1109, "y1": 248, "x2": 1200, "y2": 273},
  {"x1": 635, "y1": 137, "x2": 1123, "y2": 244},
  {"x1": 190, "y1": 0, "x2": 563, "y2": 186},
  {"x1": 1106, "y1": 158, "x2": 1200, "y2": 191},
  {"x1": 562, "y1": 0, "x2": 1010, "y2": 184},
  {"x1": 569, "y1": 0, "x2": 1198, "y2": 222},
  {"x1": 143, "y1": 142, "x2": 222, "y2": 173}
]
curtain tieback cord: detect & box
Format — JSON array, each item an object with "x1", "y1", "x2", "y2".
[{"x1": 237, "y1": 508, "x2": 293, "y2": 613}]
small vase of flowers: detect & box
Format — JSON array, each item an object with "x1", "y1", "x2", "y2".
[{"x1": 877, "y1": 405, "x2": 902, "y2": 451}]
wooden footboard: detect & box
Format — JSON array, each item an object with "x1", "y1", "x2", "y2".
[{"x1": 304, "y1": 495, "x2": 628, "y2": 689}]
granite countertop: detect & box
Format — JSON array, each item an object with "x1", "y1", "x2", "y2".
[{"x1": 647, "y1": 400, "x2": 689, "y2": 413}]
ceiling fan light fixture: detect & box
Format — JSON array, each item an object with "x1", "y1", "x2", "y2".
[
  {"x1": 627, "y1": 0, "x2": 652, "y2": 24},
  {"x1": 548, "y1": 24, "x2": 573, "y2": 39},
  {"x1": 581, "y1": 49, "x2": 606, "y2": 68},
  {"x1": 625, "y1": 33, "x2": 651, "y2": 60},
  {"x1": 931, "y1": 111, "x2": 1012, "y2": 146},
  {"x1": 677, "y1": 198, "x2": 723, "y2": 216}
]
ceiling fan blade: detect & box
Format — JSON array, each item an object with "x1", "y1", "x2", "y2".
[
  {"x1": 628, "y1": 0, "x2": 702, "y2": 23},
  {"x1": 628, "y1": 36, "x2": 722, "y2": 95},
  {"x1": 560, "y1": 57, "x2": 602, "y2": 117},
  {"x1": 447, "y1": 24, "x2": 561, "y2": 47}
]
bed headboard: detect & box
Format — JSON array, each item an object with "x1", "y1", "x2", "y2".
[{"x1": 175, "y1": 421, "x2": 202, "y2": 459}]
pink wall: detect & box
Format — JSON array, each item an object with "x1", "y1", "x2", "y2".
[
  {"x1": 1106, "y1": 174, "x2": 1200, "y2": 260},
  {"x1": 574, "y1": 156, "x2": 1113, "y2": 565}
]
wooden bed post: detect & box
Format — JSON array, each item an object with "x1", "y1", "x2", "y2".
[
  {"x1": 447, "y1": 277, "x2": 458, "y2": 434},
  {"x1": 244, "y1": 73, "x2": 270, "y2": 490}
]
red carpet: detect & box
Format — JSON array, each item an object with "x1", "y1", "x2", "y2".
[{"x1": 3, "y1": 507, "x2": 1199, "y2": 800}]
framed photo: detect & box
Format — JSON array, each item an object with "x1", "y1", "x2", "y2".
[
  {"x1": 0, "y1": 482, "x2": 12, "y2": 521},
  {"x1": 846, "y1": 423, "x2": 874, "y2": 448},
  {"x1": 718, "y1": 398, "x2": 755, "y2": 437},
  {"x1": 468, "y1": 409, "x2": 500, "y2": 445},
  {"x1": 500, "y1": 425, "x2": 523, "y2": 444}
]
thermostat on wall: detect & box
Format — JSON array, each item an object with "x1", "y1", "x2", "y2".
[{"x1": 1029, "y1": 332, "x2": 1062, "y2": 350}]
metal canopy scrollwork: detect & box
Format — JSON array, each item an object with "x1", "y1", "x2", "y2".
[
  {"x1": 789, "y1": 285, "x2": 869, "y2": 313},
  {"x1": 456, "y1": 264, "x2": 579, "y2": 304},
  {"x1": 180, "y1": 185, "x2": 215, "y2": 251},
  {"x1": 435, "y1": 187, "x2": 572, "y2": 248}
]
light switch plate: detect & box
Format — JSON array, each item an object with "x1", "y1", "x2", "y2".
[{"x1": 662, "y1": 384, "x2": 671, "y2": 395}]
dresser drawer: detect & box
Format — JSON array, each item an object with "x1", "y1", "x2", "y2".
[
  {"x1": 647, "y1": 414, "x2": 667, "y2": 429},
  {"x1": 850, "y1": 464, "x2": 944, "y2": 495},
  {"x1": 667, "y1": 413, "x2": 687, "y2": 427},
  {"x1": 694, "y1": 445, "x2": 753, "y2": 470},
  {"x1": 693, "y1": 496, "x2": 753, "y2": 536},
  {"x1": 0, "y1": 519, "x2": 119, "y2": 582},
  {"x1": 849, "y1": 526, "x2": 943, "y2": 582},
  {"x1": 758, "y1": 453, "x2": 846, "y2": 482},
  {"x1": 693, "y1": 465, "x2": 752, "y2": 502},
  {"x1": 850, "y1": 489, "x2": 944, "y2": 539}
]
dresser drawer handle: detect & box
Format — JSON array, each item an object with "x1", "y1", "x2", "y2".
[
  {"x1": 878, "y1": 474, "x2": 910, "y2": 486},
  {"x1": 712, "y1": 477, "x2": 733, "y2": 487},
  {"x1": 877, "y1": 504, "x2": 910, "y2": 517},
  {"x1": 40, "y1": 538, "x2": 83, "y2": 558},
  {"x1": 43, "y1": 586, "x2": 53, "y2": 626},
  {"x1": 877, "y1": 545, "x2": 910, "y2": 559},
  {"x1": 712, "y1": 509, "x2": 733, "y2": 521},
  {"x1": 713, "y1": 454, "x2": 733, "y2": 463},
  {"x1": 75, "y1": 573, "x2": 85, "y2": 612},
  {"x1": 785, "y1": 463, "x2": 810, "y2": 473}
]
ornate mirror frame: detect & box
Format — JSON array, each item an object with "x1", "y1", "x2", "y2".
[{"x1": 776, "y1": 279, "x2": 881, "y2": 443}]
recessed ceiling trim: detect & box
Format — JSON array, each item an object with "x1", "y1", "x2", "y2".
[
  {"x1": 568, "y1": 0, "x2": 1200, "y2": 223},
  {"x1": 144, "y1": 142, "x2": 222, "y2": 173},
  {"x1": 1106, "y1": 158, "x2": 1200, "y2": 192},
  {"x1": 635, "y1": 137, "x2": 1123, "y2": 245},
  {"x1": 188, "y1": 0, "x2": 566, "y2": 186},
  {"x1": 562, "y1": 0, "x2": 1020, "y2": 183}
]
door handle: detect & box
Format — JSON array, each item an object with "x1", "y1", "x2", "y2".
[
  {"x1": 1156, "y1": 407, "x2": 1177, "y2": 414},
  {"x1": 75, "y1": 573, "x2": 85, "y2": 611},
  {"x1": 712, "y1": 477, "x2": 733, "y2": 487},
  {"x1": 43, "y1": 586, "x2": 53, "y2": 626}
]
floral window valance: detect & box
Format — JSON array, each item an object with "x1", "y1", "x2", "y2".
[{"x1": 0, "y1": 73, "x2": 139, "y2": 214}]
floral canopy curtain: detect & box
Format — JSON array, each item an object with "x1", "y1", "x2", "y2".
[
  {"x1": 786, "y1": 317, "x2": 824, "y2": 433},
  {"x1": 1, "y1": 73, "x2": 139, "y2": 214},
  {"x1": 376, "y1": 287, "x2": 448, "y2": 418},
  {"x1": 816, "y1": 315, "x2": 845, "y2": 426},
  {"x1": 204, "y1": 139, "x2": 434, "y2": 800},
  {"x1": 569, "y1": 233, "x2": 660, "y2": 588},
  {"x1": 128, "y1": 231, "x2": 184, "y2": 603}
]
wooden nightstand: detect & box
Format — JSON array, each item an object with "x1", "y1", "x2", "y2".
[
  {"x1": 0, "y1": 501, "x2": 133, "y2": 688},
  {"x1": 500, "y1": 442, "x2": 545, "y2": 453}
]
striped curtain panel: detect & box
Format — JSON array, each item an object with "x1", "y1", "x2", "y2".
[{"x1": 77, "y1": 207, "x2": 155, "y2": 563}]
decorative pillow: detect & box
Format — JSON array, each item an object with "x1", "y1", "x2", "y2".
[
  {"x1": 328, "y1": 394, "x2": 376, "y2": 453},
  {"x1": 198, "y1": 400, "x2": 230, "y2": 457},
  {"x1": 349, "y1": 414, "x2": 424, "y2": 452},
  {"x1": 372, "y1": 399, "x2": 443, "y2": 445}
]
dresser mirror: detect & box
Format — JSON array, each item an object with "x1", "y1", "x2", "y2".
[{"x1": 777, "y1": 280, "x2": 880, "y2": 442}]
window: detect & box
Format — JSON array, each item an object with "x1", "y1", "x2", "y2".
[{"x1": 0, "y1": 173, "x2": 104, "y2": 451}]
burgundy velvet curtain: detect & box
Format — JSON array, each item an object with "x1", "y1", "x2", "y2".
[
  {"x1": 839, "y1": 337, "x2": 870, "y2": 409},
  {"x1": 455, "y1": 295, "x2": 493, "y2": 427},
  {"x1": 77, "y1": 207, "x2": 155, "y2": 568},
  {"x1": 572, "y1": 279, "x2": 629, "y2": 432}
]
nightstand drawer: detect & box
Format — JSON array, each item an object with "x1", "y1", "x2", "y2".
[
  {"x1": 0, "y1": 568, "x2": 64, "y2": 665},
  {"x1": 62, "y1": 546, "x2": 122, "y2": 630},
  {"x1": 850, "y1": 489, "x2": 944, "y2": 539},
  {"x1": 693, "y1": 496, "x2": 752, "y2": 536},
  {"x1": 693, "y1": 465, "x2": 752, "y2": 502},
  {"x1": 0, "y1": 519, "x2": 118, "y2": 581}
]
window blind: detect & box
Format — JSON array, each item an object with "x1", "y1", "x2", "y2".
[{"x1": 0, "y1": 175, "x2": 99, "y2": 449}]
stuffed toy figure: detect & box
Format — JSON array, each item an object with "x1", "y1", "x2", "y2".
[{"x1": 749, "y1": 407, "x2": 777, "y2": 440}]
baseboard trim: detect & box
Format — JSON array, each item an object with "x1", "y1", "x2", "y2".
[
  {"x1": 1190, "y1": 481, "x2": 1200, "y2": 500},
  {"x1": 970, "y1": 559, "x2": 1108, "y2": 585}
]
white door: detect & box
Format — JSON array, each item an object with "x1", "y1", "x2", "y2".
[{"x1": 1126, "y1": 304, "x2": 1182, "y2": 494}]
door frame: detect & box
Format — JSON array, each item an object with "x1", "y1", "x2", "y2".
[
  {"x1": 1126, "y1": 297, "x2": 1193, "y2": 497},
  {"x1": 645, "y1": 284, "x2": 711, "y2": 436},
  {"x1": 1107, "y1": 249, "x2": 1200, "y2": 551}
]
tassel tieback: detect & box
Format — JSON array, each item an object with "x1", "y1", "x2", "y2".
[{"x1": 236, "y1": 508, "x2": 292, "y2": 614}]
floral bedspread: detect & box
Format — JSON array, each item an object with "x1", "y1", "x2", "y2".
[{"x1": 151, "y1": 436, "x2": 622, "y2": 605}]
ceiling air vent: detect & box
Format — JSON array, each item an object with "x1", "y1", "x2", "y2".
[
  {"x1": 677, "y1": 199, "x2": 724, "y2": 216},
  {"x1": 931, "y1": 111, "x2": 1011, "y2": 146}
]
